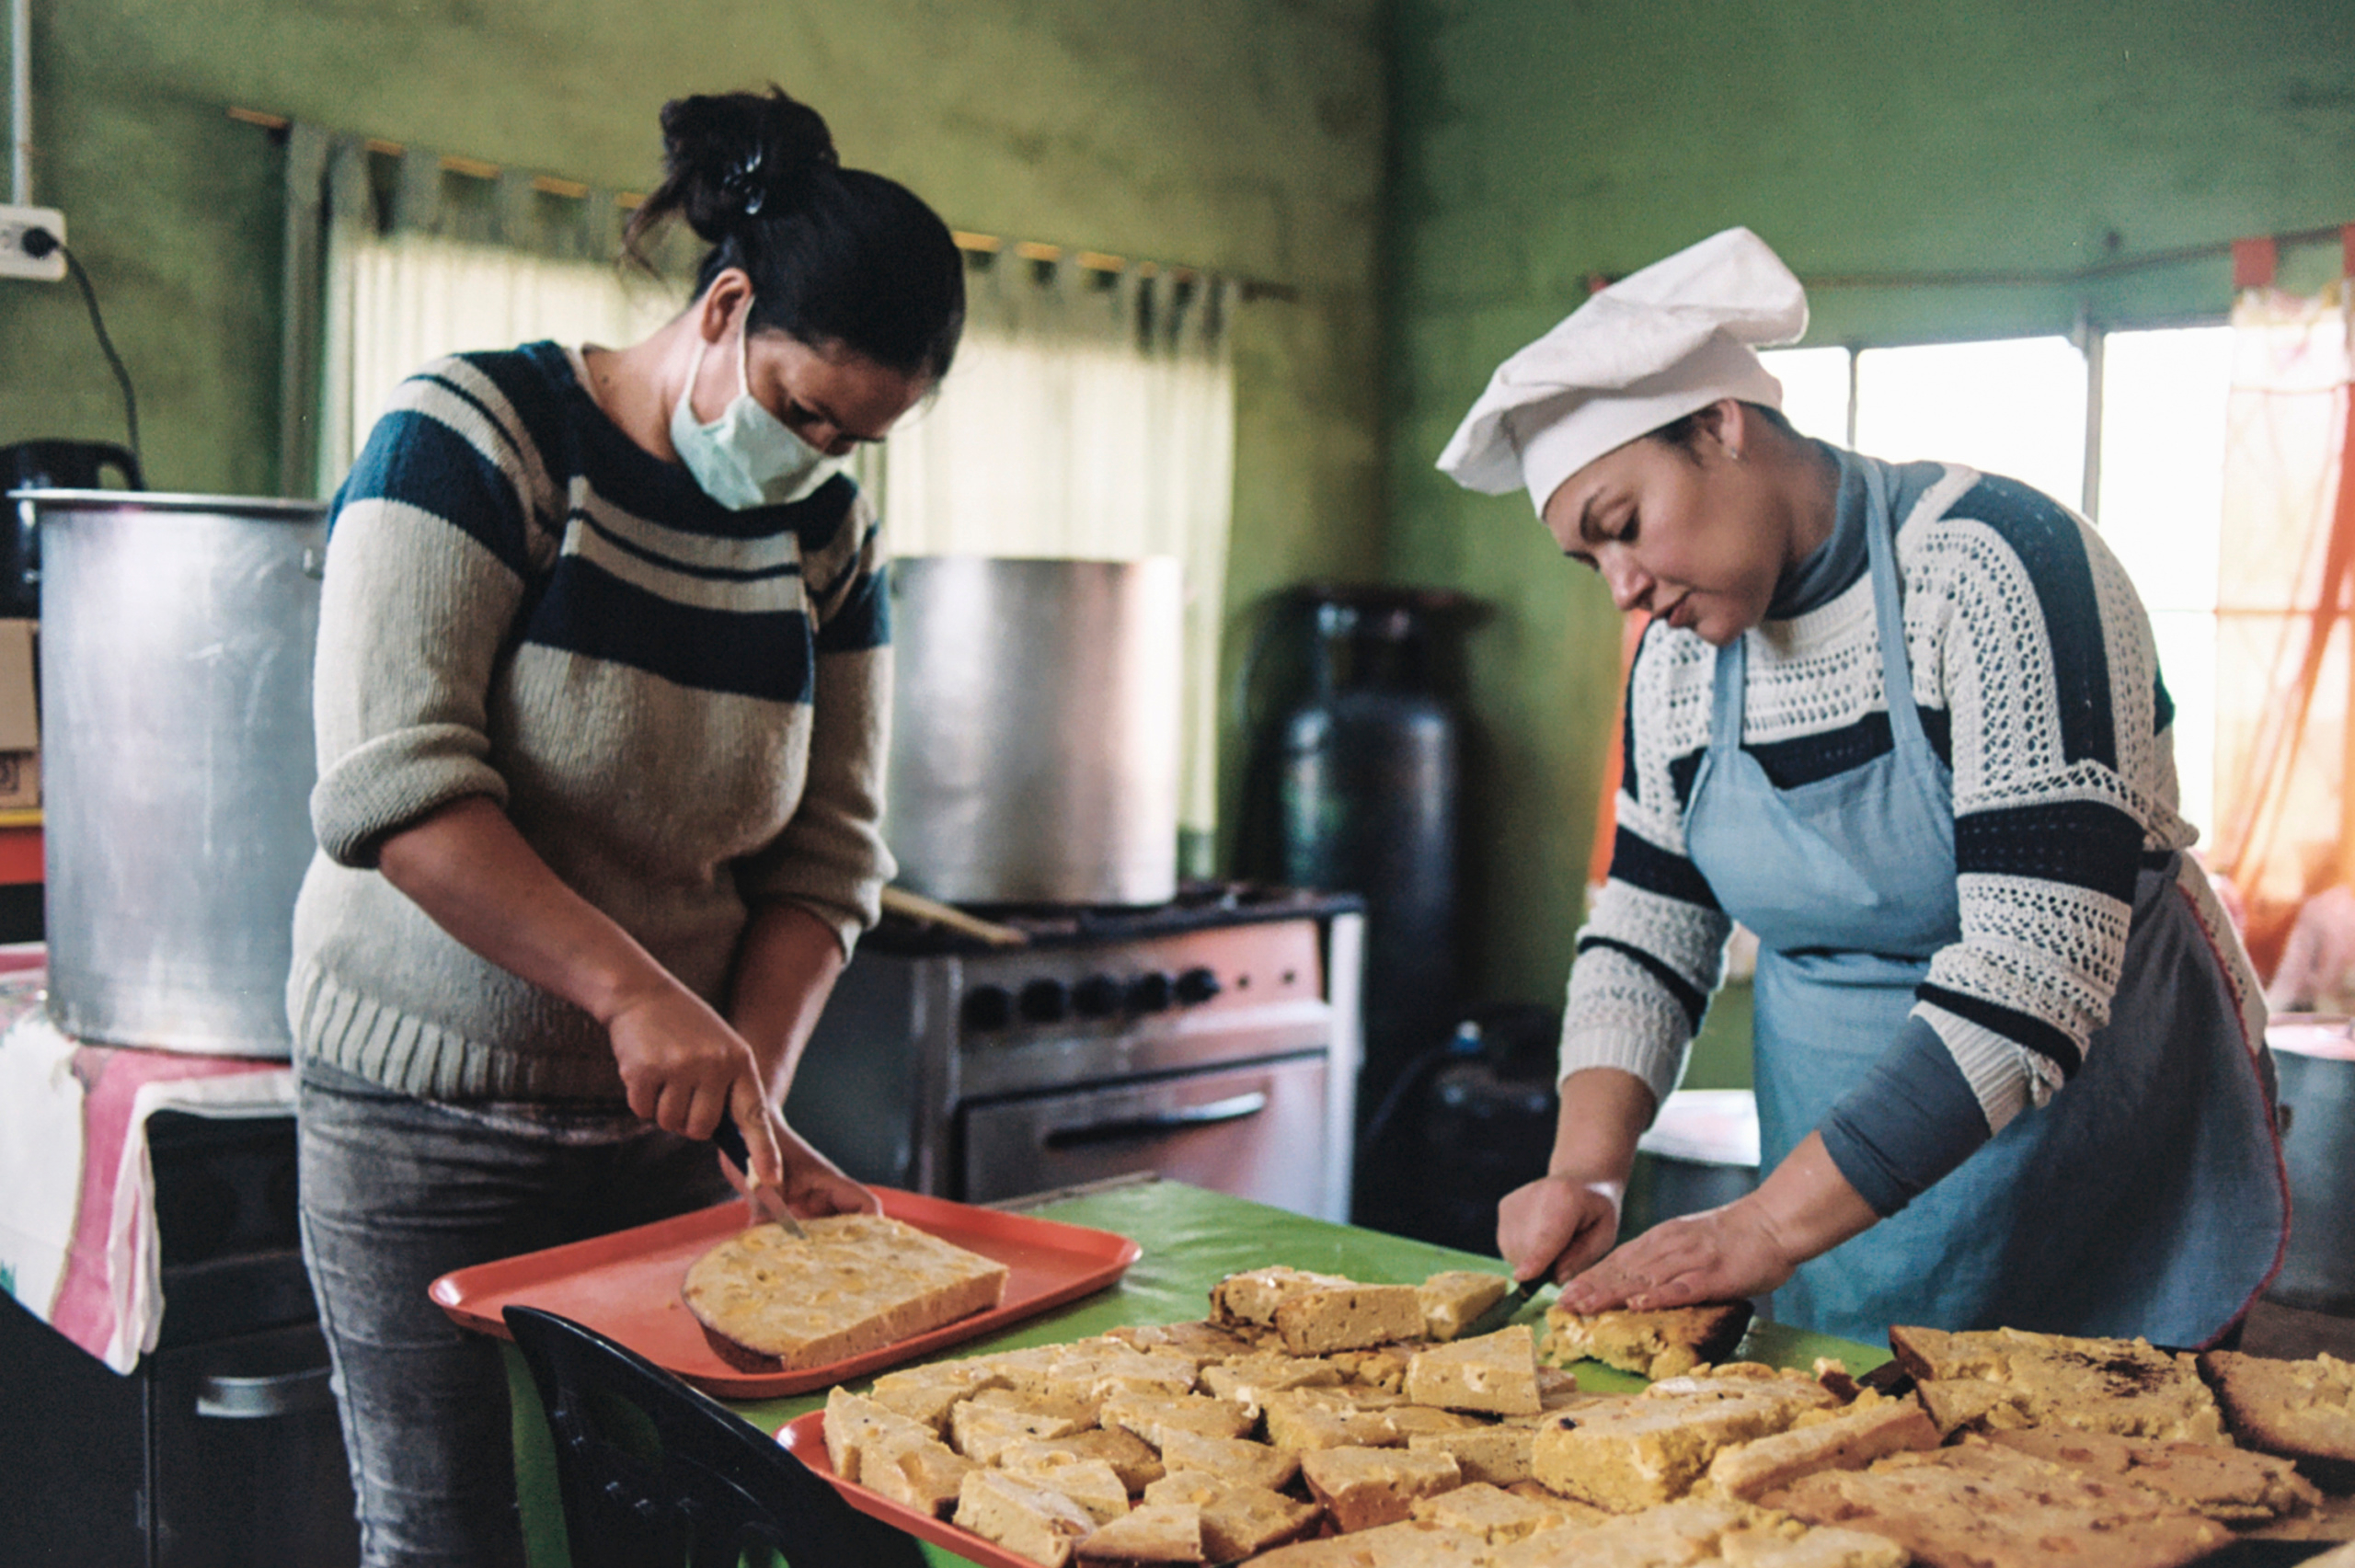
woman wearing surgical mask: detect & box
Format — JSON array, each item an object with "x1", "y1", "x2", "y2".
[
  {"x1": 290, "y1": 86, "x2": 960, "y2": 1567},
  {"x1": 1458, "y1": 230, "x2": 2284, "y2": 1351}
]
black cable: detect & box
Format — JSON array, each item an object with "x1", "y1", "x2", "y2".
[{"x1": 22, "y1": 229, "x2": 140, "y2": 470}]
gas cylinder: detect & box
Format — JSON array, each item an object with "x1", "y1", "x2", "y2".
[{"x1": 1274, "y1": 588, "x2": 1476, "y2": 1107}]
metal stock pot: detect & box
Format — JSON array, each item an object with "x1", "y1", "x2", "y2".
[
  {"x1": 885, "y1": 555, "x2": 1183, "y2": 907},
  {"x1": 27, "y1": 489, "x2": 325, "y2": 1055},
  {"x1": 2267, "y1": 1015, "x2": 2355, "y2": 1313}
]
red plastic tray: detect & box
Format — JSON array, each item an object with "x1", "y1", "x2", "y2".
[
  {"x1": 780, "y1": 1409, "x2": 1041, "y2": 1568},
  {"x1": 429, "y1": 1187, "x2": 1141, "y2": 1398}
]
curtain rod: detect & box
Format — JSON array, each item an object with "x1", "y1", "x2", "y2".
[{"x1": 227, "y1": 105, "x2": 1298, "y2": 303}]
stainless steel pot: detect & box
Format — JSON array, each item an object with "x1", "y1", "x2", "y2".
[
  {"x1": 2269, "y1": 1017, "x2": 2355, "y2": 1313},
  {"x1": 887, "y1": 556, "x2": 1183, "y2": 907},
  {"x1": 28, "y1": 489, "x2": 326, "y2": 1056}
]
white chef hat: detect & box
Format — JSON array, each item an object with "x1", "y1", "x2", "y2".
[{"x1": 1436, "y1": 227, "x2": 1809, "y2": 517}]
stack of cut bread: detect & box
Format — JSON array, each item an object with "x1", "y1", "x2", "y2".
[{"x1": 810, "y1": 1265, "x2": 2355, "y2": 1566}]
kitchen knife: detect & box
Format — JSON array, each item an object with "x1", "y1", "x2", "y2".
[
  {"x1": 1465, "y1": 1245, "x2": 1568, "y2": 1338},
  {"x1": 710, "y1": 1116, "x2": 810, "y2": 1240}
]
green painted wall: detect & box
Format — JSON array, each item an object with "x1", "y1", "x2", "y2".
[
  {"x1": 0, "y1": 0, "x2": 1389, "y2": 863},
  {"x1": 1385, "y1": 0, "x2": 2355, "y2": 1008}
]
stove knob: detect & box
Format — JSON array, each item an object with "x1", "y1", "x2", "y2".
[
  {"x1": 962, "y1": 984, "x2": 1014, "y2": 1032},
  {"x1": 1019, "y1": 978, "x2": 1071, "y2": 1024},
  {"x1": 1128, "y1": 971, "x2": 1174, "y2": 1013},
  {"x1": 1175, "y1": 967, "x2": 1223, "y2": 1006},
  {"x1": 1073, "y1": 974, "x2": 1123, "y2": 1018}
]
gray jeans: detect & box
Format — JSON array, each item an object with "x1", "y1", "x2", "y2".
[{"x1": 296, "y1": 1059, "x2": 732, "y2": 1568}]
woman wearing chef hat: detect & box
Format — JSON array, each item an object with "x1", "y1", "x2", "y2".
[{"x1": 1466, "y1": 229, "x2": 2286, "y2": 1346}]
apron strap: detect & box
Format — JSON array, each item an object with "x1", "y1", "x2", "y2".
[{"x1": 1708, "y1": 453, "x2": 1928, "y2": 762}]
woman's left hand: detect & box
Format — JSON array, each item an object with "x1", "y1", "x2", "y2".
[
  {"x1": 1553, "y1": 1198, "x2": 1796, "y2": 1313},
  {"x1": 1554, "y1": 1130, "x2": 1880, "y2": 1313},
  {"x1": 720, "y1": 1107, "x2": 882, "y2": 1219}
]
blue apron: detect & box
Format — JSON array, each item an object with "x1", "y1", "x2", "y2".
[{"x1": 1681, "y1": 453, "x2": 2287, "y2": 1347}]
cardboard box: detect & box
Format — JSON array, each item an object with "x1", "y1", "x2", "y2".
[{"x1": 0, "y1": 619, "x2": 39, "y2": 809}]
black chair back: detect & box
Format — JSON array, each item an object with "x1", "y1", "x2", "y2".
[{"x1": 502, "y1": 1304, "x2": 925, "y2": 1568}]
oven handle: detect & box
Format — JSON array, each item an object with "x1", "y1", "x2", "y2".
[
  {"x1": 1042, "y1": 1091, "x2": 1269, "y2": 1149},
  {"x1": 196, "y1": 1365, "x2": 335, "y2": 1420}
]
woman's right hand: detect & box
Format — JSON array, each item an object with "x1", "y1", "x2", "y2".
[
  {"x1": 604, "y1": 979, "x2": 783, "y2": 1179},
  {"x1": 1499, "y1": 1173, "x2": 1626, "y2": 1284}
]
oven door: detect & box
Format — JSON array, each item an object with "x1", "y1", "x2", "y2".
[{"x1": 959, "y1": 1053, "x2": 1329, "y2": 1213}]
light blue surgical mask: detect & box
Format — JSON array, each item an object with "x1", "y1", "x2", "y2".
[{"x1": 668, "y1": 320, "x2": 844, "y2": 509}]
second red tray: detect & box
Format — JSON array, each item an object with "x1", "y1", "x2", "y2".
[{"x1": 429, "y1": 1187, "x2": 1141, "y2": 1397}]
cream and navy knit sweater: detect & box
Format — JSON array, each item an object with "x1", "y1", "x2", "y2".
[
  {"x1": 1568, "y1": 453, "x2": 2256, "y2": 1209},
  {"x1": 288, "y1": 342, "x2": 893, "y2": 1104}
]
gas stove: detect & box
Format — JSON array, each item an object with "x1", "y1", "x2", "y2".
[{"x1": 786, "y1": 884, "x2": 1364, "y2": 1221}]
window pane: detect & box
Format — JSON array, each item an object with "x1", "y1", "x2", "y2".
[
  {"x1": 1854, "y1": 337, "x2": 2088, "y2": 507},
  {"x1": 1757, "y1": 346, "x2": 1851, "y2": 445},
  {"x1": 2097, "y1": 326, "x2": 2232, "y2": 841},
  {"x1": 2096, "y1": 327, "x2": 2232, "y2": 612}
]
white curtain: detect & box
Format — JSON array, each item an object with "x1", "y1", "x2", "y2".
[
  {"x1": 308, "y1": 139, "x2": 692, "y2": 492},
  {"x1": 882, "y1": 255, "x2": 1239, "y2": 853}
]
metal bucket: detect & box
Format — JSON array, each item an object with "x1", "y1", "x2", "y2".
[
  {"x1": 29, "y1": 489, "x2": 326, "y2": 1056},
  {"x1": 887, "y1": 556, "x2": 1182, "y2": 907},
  {"x1": 2268, "y1": 1017, "x2": 2355, "y2": 1314}
]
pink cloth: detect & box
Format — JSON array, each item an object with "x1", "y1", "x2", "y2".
[{"x1": 0, "y1": 959, "x2": 293, "y2": 1372}]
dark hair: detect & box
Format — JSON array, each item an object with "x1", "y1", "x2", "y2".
[
  {"x1": 1649, "y1": 400, "x2": 1801, "y2": 457},
  {"x1": 625, "y1": 86, "x2": 966, "y2": 381}
]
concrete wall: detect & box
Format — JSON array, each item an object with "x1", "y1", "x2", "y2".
[
  {"x1": 0, "y1": 0, "x2": 1389, "y2": 861},
  {"x1": 1385, "y1": 0, "x2": 2355, "y2": 1005}
]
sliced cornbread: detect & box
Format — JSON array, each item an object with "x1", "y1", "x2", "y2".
[
  {"x1": 1705, "y1": 1397, "x2": 1941, "y2": 1501},
  {"x1": 1200, "y1": 1351, "x2": 1344, "y2": 1414},
  {"x1": 1141, "y1": 1471, "x2": 1321, "y2": 1560},
  {"x1": 1299, "y1": 1444, "x2": 1465, "y2": 1531},
  {"x1": 1418, "y1": 1271, "x2": 1512, "y2": 1341},
  {"x1": 997, "y1": 1429, "x2": 1168, "y2": 1494},
  {"x1": 1156, "y1": 1426, "x2": 1302, "y2": 1492},
  {"x1": 1262, "y1": 1388, "x2": 1404, "y2": 1450},
  {"x1": 1408, "y1": 1423, "x2": 1538, "y2": 1487},
  {"x1": 1384, "y1": 1405, "x2": 1491, "y2": 1439},
  {"x1": 948, "y1": 1400, "x2": 1086, "y2": 1463},
  {"x1": 1403, "y1": 1323, "x2": 1542, "y2": 1415},
  {"x1": 1487, "y1": 1495, "x2": 1757, "y2": 1567},
  {"x1": 1765, "y1": 1436, "x2": 2233, "y2": 1568},
  {"x1": 1541, "y1": 1300, "x2": 1753, "y2": 1379},
  {"x1": 1889, "y1": 1325, "x2": 2229, "y2": 1444},
  {"x1": 867, "y1": 1356, "x2": 1013, "y2": 1429},
  {"x1": 1408, "y1": 1479, "x2": 1584, "y2": 1543},
  {"x1": 954, "y1": 1467, "x2": 1098, "y2": 1568},
  {"x1": 859, "y1": 1433, "x2": 975, "y2": 1518},
  {"x1": 682, "y1": 1214, "x2": 1007, "y2": 1371},
  {"x1": 1246, "y1": 1518, "x2": 1490, "y2": 1566},
  {"x1": 1532, "y1": 1386, "x2": 1810, "y2": 1511},
  {"x1": 1102, "y1": 1319, "x2": 1257, "y2": 1365},
  {"x1": 2198, "y1": 1349, "x2": 2355, "y2": 1492},
  {"x1": 1099, "y1": 1391, "x2": 1254, "y2": 1447},
  {"x1": 997, "y1": 1453, "x2": 1132, "y2": 1527},
  {"x1": 821, "y1": 1387, "x2": 941, "y2": 1484},
  {"x1": 1985, "y1": 1425, "x2": 2321, "y2": 1520},
  {"x1": 1076, "y1": 1502, "x2": 1205, "y2": 1562}
]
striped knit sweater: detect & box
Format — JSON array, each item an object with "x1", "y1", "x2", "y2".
[
  {"x1": 1567, "y1": 454, "x2": 2246, "y2": 1200},
  {"x1": 287, "y1": 342, "x2": 893, "y2": 1104}
]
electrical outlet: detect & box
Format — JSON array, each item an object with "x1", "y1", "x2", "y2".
[{"x1": 0, "y1": 206, "x2": 67, "y2": 282}]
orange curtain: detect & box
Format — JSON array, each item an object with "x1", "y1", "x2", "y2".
[{"x1": 2211, "y1": 257, "x2": 2355, "y2": 979}]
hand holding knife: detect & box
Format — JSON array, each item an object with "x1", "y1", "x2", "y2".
[{"x1": 710, "y1": 1115, "x2": 810, "y2": 1240}]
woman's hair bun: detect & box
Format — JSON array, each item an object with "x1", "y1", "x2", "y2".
[{"x1": 651, "y1": 86, "x2": 838, "y2": 240}]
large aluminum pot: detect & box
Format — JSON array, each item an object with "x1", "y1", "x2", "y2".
[
  {"x1": 888, "y1": 556, "x2": 1182, "y2": 906},
  {"x1": 29, "y1": 489, "x2": 326, "y2": 1056},
  {"x1": 2268, "y1": 1017, "x2": 2355, "y2": 1313}
]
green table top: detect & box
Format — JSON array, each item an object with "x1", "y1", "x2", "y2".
[{"x1": 511, "y1": 1179, "x2": 1888, "y2": 1568}]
